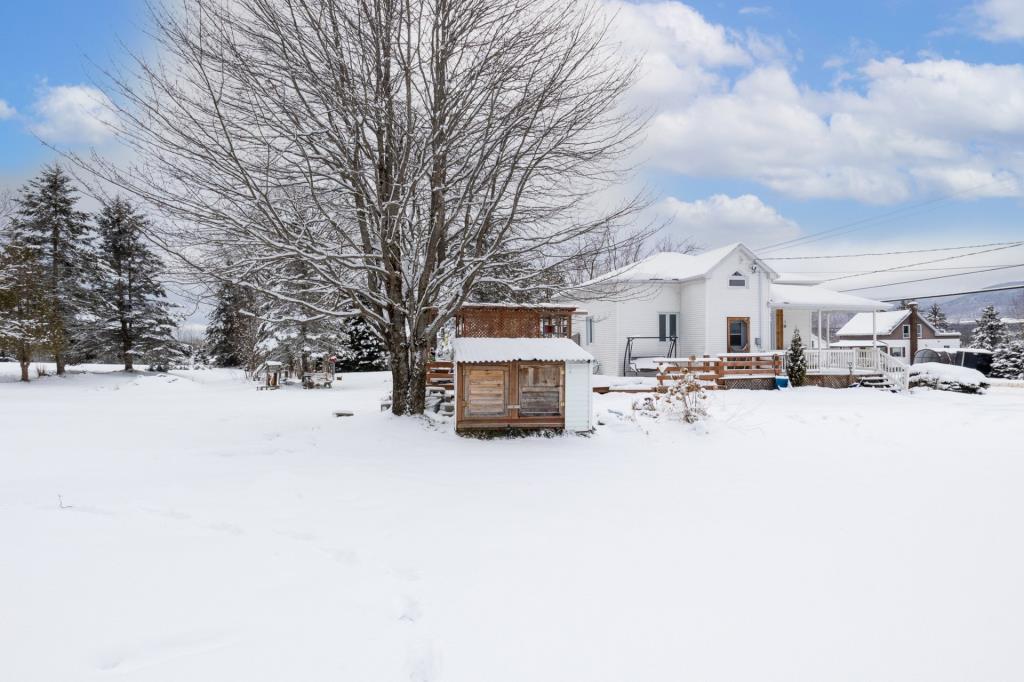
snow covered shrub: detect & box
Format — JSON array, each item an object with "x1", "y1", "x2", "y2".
[
  {"x1": 909, "y1": 363, "x2": 990, "y2": 394},
  {"x1": 634, "y1": 374, "x2": 709, "y2": 423},
  {"x1": 787, "y1": 329, "x2": 807, "y2": 387}
]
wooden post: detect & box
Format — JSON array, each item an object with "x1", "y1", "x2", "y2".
[{"x1": 872, "y1": 310, "x2": 878, "y2": 369}]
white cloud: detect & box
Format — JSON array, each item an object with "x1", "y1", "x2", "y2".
[
  {"x1": 658, "y1": 193, "x2": 800, "y2": 246},
  {"x1": 30, "y1": 84, "x2": 116, "y2": 144},
  {"x1": 610, "y1": 1, "x2": 1024, "y2": 203},
  {"x1": 0, "y1": 99, "x2": 15, "y2": 119},
  {"x1": 971, "y1": 0, "x2": 1024, "y2": 41},
  {"x1": 739, "y1": 6, "x2": 772, "y2": 16}
]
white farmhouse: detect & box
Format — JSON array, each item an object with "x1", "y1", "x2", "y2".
[{"x1": 564, "y1": 243, "x2": 893, "y2": 376}]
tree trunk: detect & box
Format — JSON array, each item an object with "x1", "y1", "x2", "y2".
[
  {"x1": 123, "y1": 328, "x2": 133, "y2": 371},
  {"x1": 55, "y1": 351, "x2": 66, "y2": 377},
  {"x1": 19, "y1": 360, "x2": 30, "y2": 382},
  {"x1": 388, "y1": 332, "x2": 430, "y2": 416}
]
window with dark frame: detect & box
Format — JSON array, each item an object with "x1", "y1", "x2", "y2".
[
  {"x1": 727, "y1": 318, "x2": 750, "y2": 352},
  {"x1": 658, "y1": 313, "x2": 678, "y2": 342}
]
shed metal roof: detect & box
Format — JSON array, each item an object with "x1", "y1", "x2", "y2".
[{"x1": 453, "y1": 338, "x2": 593, "y2": 364}]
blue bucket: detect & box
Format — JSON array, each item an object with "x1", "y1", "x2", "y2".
[{"x1": 774, "y1": 376, "x2": 790, "y2": 390}]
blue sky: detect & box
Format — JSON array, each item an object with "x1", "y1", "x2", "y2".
[{"x1": 2, "y1": 0, "x2": 1023, "y2": 299}]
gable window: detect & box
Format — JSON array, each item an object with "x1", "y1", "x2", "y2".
[
  {"x1": 728, "y1": 271, "x2": 747, "y2": 287},
  {"x1": 917, "y1": 323, "x2": 923, "y2": 338},
  {"x1": 658, "y1": 313, "x2": 678, "y2": 342},
  {"x1": 902, "y1": 324, "x2": 911, "y2": 339}
]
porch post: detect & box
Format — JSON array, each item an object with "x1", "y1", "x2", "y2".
[
  {"x1": 872, "y1": 310, "x2": 878, "y2": 369},
  {"x1": 817, "y1": 309, "x2": 823, "y2": 350},
  {"x1": 825, "y1": 312, "x2": 831, "y2": 349}
]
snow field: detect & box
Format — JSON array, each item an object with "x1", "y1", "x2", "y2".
[{"x1": 2, "y1": 366, "x2": 1024, "y2": 681}]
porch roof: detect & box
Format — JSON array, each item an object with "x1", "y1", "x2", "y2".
[{"x1": 768, "y1": 283, "x2": 891, "y2": 312}]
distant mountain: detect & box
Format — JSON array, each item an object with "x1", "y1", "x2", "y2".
[{"x1": 917, "y1": 282, "x2": 1024, "y2": 323}]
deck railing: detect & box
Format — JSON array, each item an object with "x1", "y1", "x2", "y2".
[{"x1": 656, "y1": 348, "x2": 909, "y2": 390}]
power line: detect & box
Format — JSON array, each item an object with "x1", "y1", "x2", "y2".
[
  {"x1": 821, "y1": 242, "x2": 1024, "y2": 284},
  {"x1": 761, "y1": 241, "x2": 1023, "y2": 260},
  {"x1": 879, "y1": 283, "x2": 1024, "y2": 302},
  {"x1": 840, "y1": 262, "x2": 1024, "y2": 292},
  {"x1": 755, "y1": 176, "x2": 1017, "y2": 254}
]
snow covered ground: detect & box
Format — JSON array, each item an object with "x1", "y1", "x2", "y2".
[{"x1": 3, "y1": 365, "x2": 1024, "y2": 681}]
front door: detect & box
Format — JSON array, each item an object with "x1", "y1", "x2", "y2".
[
  {"x1": 727, "y1": 317, "x2": 750, "y2": 353},
  {"x1": 775, "y1": 309, "x2": 784, "y2": 349}
]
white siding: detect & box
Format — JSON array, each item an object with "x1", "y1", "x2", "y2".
[
  {"x1": 614, "y1": 283, "x2": 681, "y2": 373},
  {"x1": 571, "y1": 298, "x2": 620, "y2": 376},
  {"x1": 568, "y1": 283, "x2": 680, "y2": 376},
  {"x1": 564, "y1": 361, "x2": 594, "y2": 432},
  {"x1": 780, "y1": 309, "x2": 813, "y2": 348},
  {"x1": 704, "y1": 251, "x2": 771, "y2": 354},
  {"x1": 678, "y1": 279, "x2": 706, "y2": 356}
]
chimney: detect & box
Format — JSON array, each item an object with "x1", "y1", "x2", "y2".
[{"x1": 907, "y1": 301, "x2": 919, "y2": 363}]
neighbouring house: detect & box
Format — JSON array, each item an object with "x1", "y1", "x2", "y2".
[
  {"x1": 449, "y1": 304, "x2": 594, "y2": 433},
  {"x1": 834, "y1": 303, "x2": 961, "y2": 361},
  {"x1": 563, "y1": 243, "x2": 893, "y2": 377}
]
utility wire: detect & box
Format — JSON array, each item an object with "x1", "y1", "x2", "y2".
[
  {"x1": 761, "y1": 241, "x2": 1023, "y2": 260},
  {"x1": 879, "y1": 283, "x2": 1024, "y2": 302},
  {"x1": 840, "y1": 262, "x2": 1024, "y2": 292},
  {"x1": 820, "y1": 242, "x2": 1024, "y2": 284},
  {"x1": 756, "y1": 176, "x2": 1017, "y2": 254}
]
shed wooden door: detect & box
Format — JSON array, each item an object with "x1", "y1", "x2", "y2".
[
  {"x1": 517, "y1": 363, "x2": 564, "y2": 417},
  {"x1": 462, "y1": 366, "x2": 509, "y2": 418}
]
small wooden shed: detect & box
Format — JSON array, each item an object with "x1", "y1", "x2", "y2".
[{"x1": 453, "y1": 337, "x2": 594, "y2": 433}]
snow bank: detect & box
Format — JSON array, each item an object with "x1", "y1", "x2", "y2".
[{"x1": 910, "y1": 362, "x2": 990, "y2": 394}]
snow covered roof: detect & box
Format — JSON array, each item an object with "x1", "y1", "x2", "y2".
[
  {"x1": 583, "y1": 243, "x2": 778, "y2": 285},
  {"x1": 838, "y1": 311, "x2": 910, "y2": 336},
  {"x1": 774, "y1": 273, "x2": 827, "y2": 286},
  {"x1": 768, "y1": 284, "x2": 891, "y2": 312},
  {"x1": 837, "y1": 310, "x2": 961, "y2": 337},
  {"x1": 459, "y1": 302, "x2": 575, "y2": 310},
  {"x1": 453, "y1": 338, "x2": 593, "y2": 364}
]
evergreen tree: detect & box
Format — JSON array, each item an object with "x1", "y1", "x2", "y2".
[
  {"x1": 0, "y1": 239, "x2": 56, "y2": 381},
  {"x1": 338, "y1": 317, "x2": 389, "y2": 372},
  {"x1": 787, "y1": 328, "x2": 807, "y2": 387},
  {"x1": 206, "y1": 282, "x2": 249, "y2": 367},
  {"x1": 991, "y1": 339, "x2": 1024, "y2": 379},
  {"x1": 925, "y1": 303, "x2": 948, "y2": 331},
  {"x1": 972, "y1": 305, "x2": 1007, "y2": 350},
  {"x1": 8, "y1": 166, "x2": 94, "y2": 375},
  {"x1": 205, "y1": 281, "x2": 268, "y2": 371},
  {"x1": 79, "y1": 198, "x2": 181, "y2": 370}
]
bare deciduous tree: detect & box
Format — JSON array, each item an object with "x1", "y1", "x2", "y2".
[{"x1": 75, "y1": 0, "x2": 647, "y2": 414}]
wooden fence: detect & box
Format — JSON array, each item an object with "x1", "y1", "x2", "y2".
[{"x1": 657, "y1": 354, "x2": 784, "y2": 390}]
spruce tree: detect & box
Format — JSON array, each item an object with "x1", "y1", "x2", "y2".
[
  {"x1": 206, "y1": 282, "x2": 247, "y2": 367},
  {"x1": 205, "y1": 282, "x2": 267, "y2": 370},
  {"x1": 972, "y1": 305, "x2": 1007, "y2": 350},
  {"x1": 786, "y1": 328, "x2": 808, "y2": 387},
  {"x1": 0, "y1": 239, "x2": 56, "y2": 381},
  {"x1": 9, "y1": 166, "x2": 94, "y2": 375},
  {"x1": 992, "y1": 339, "x2": 1024, "y2": 379},
  {"x1": 338, "y1": 317, "x2": 389, "y2": 372},
  {"x1": 925, "y1": 303, "x2": 948, "y2": 331},
  {"x1": 80, "y1": 198, "x2": 181, "y2": 371}
]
